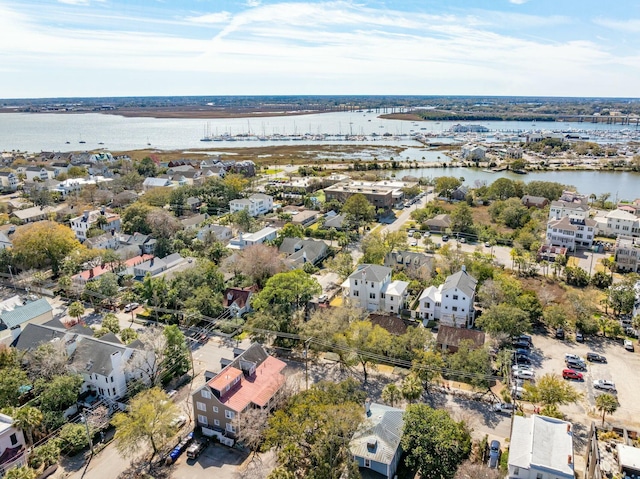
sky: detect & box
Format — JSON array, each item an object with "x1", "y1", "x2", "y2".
[{"x1": 1, "y1": 0, "x2": 640, "y2": 99}]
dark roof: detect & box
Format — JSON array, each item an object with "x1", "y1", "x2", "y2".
[
  {"x1": 68, "y1": 323, "x2": 95, "y2": 337},
  {"x1": 69, "y1": 337, "x2": 126, "y2": 377},
  {"x1": 98, "y1": 332, "x2": 123, "y2": 345},
  {"x1": 368, "y1": 314, "x2": 409, "y2": 336},
  {"x1": 223, "y1": 287, "x2": 256, "y2": 309},
  {"x1": 12, "y1": 323, "x2": 66, "y2": 351},
  {"x1": 324, "y1": 214, "x2": 345, "y2": 229},
  {"x1": 349, "y1": 264, "x2": 391, "y2": 283},
  {"x1": 436, "y1": 325, "x2": 485, "y2": 349},
  {"x1": 384, "y1": 251, "x2": 433, "y2": 270},
  {"x1": 279, "y1": 238, "x2": 328, "y2": 265}
]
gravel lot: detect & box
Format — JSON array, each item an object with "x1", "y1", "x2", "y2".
[{"x1": 524, "y1": 332, "x2": 640, "y2": 426}]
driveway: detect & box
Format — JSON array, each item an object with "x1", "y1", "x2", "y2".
[{"x1": 170, "y1": 443, "x2": 248, "y2": 479}]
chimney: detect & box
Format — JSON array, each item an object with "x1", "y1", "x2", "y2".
[
  {"x1": 83, "y1": 210, "x2": 89, "y2": 220},
  {"x1": 461, "y1": 265, "x2": 466, "y2": 272},
  {"x1": 566, "y1": 424, "x2": 571, "y2": 433},
  {"x1": 365, "y1": 398, "x2": 371, "y2": 417},
  {"x1": 567, "y1": 455, "x2": 572, "y2": 465}
]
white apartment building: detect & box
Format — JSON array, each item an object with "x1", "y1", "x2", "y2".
[
  {"x1": 595, "y1": 209, "x2": 640, "y2": 238},
  {"x1": 228, "y1": 227, "x2": 278, "y2": 250},
  {"x1": 546, "y1": 216, "x2": 596, "y2": 252},
  {"x1": 549, "y1": 190, "x2": 590, "y2": 220},
  {"x1": 229, "y1": 193, "x2": 273, "y2": 217},
  {"x1": 418, "y1": 267, "x2": 477, "y2": 328},
  {"x1": 614, "y1": 236, "x2": 640, "y2": 273},
  {"x1": 341, "y1": 264, "x2": 409, "y2": 314}
]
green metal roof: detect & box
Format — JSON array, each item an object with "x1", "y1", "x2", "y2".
[{"x1": 0, "y1": 298, "x2": 53, "y2": 329}]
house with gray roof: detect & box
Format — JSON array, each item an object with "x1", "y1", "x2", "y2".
[
  {"x1": 196, "y1": 224, "x2": 232, "y2": 243},
  {"x1": 180, "y1": 213, "x2": 209, "y2": 230},
  {"x1": 279, "y1": 238, "x2": 328, "y2": 267},
  {"x1": 418, "y1": 266, "x2": 477, "y2": 328},
  {"x1": 323, "y1": 213, "x2": 346, "y2": 230},
  {"x1": 350, "y1": 400, "x2": 404, "y2": 479},
  {"x1": 384, "y1": 250, "x2": 433, "y2": 275},
  {"x1": 143, "y1": 177, "x2": 172, "y2": 191},
  {"x1": 425, "y1": 213, "x2": 452, "y2": 232},
  {"x1": 509, "y1": 415, "x2": 574, "y2": 479},
  {"x1": 131, "y1": 253, "x2": 183, "y2": 279},
  {"x1": 342, "y1": 264, "x2": 409, "y2": 315}
]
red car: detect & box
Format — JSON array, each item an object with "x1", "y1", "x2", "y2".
[{"x1": 562, "y1": 369, "x2": 583, "y2": 381}]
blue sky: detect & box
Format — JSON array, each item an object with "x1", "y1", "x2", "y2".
[{"x1": 1, "y1": 0, "x2": 640, "y2": 98}]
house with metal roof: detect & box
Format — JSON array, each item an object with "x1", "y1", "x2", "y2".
[
  {"x1": 350, "y1": 400, "x2": 404, "y2": 479},
  {"x1": 418, "y1": 267, "x2": 477, "y2": 328},
  {"x1": 509, "y1": 415, "x2": 574, "y2": 479},
  {"x1": 0, "y1": 298, "x2": 53, "y2": 336}
]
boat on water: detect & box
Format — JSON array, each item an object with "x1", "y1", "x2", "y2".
[{"x1": 200, "y1": 123, "x2": 213, "y2": 141}]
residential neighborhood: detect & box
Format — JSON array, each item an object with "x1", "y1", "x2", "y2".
[{"x1": 0, "y1": 147, "x2": 640, "y2": 479}]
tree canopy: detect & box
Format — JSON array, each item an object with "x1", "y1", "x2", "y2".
[
  {"x1": 342, "y1": 194, "x2": 376, "y2": 232},
  {"x1": 252, "y1": 270, "x2": 321, "y2": 313}
]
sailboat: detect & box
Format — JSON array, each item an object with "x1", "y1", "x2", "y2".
[{"x1": 200, "y1": 123, "x2": 213, "y2": 142}]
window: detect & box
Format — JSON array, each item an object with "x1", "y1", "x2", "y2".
[
  {"x1": 453, "y1": 295, "x2": 458, "y2": 300},
  {"x1": 213, "y1": 406, "x2": 219, "y2": 413},
  {"x1": 112, "y1": 388, "x2": 116, "y2": 396},
  {"x1": 214, "y1": 419, "x2": 220, "y2": 426},
  {"x1": 354, "y1": 280, "x2": 358, "y2": 286},
  {"x1": 390, "y1": 306, "x2": 393, "y2": 311},
  {"x1": 354, "y1": 291, "x2": 359, "y2": 297},
  {"x1": 452, "y1": 306, "x2": 458, "y2": 312},
  {"x1": 110, "y1": 376, "x2": 114, "y2": 383},
  {"x1": 197, "y1": 402, "x2": 207, "y2": 412},
  {"x1": 513, "y1": 467, "x2": 519, "y2": 475},
  {"x1": 9, "y1": 433, "x2": 17, "y2": 446},
  {"x1": 369, "y1": 293, "x2": 376, "y2": 299},
  {"x1": 226, "y1": 423, "x2": 236, "y2": 433},
  {"x1": 380, "y1": 293, "x2": 385, "y2": 299},
  {"x1": 425, "y1": 302, "x2": 431, "y2": 309},
  {"x1": 201, "y1": 390, "x2": 212, "y2": 399},
  {"x1": 225, "y1": 410, "x2": 235, "y2": 419},
  {"x1": 536, "y1": 474, "x2": 542, "y2": 479},
  {"x1": 198, "y1": 414, "x2": 208, "y2": 426},
  {"x1": 364, "y1": 459, "x2": 371, "y2": 468}
]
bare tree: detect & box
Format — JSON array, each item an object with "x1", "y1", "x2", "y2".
[
  {"x1": 25, "y1": 340, "x2": 68, "y2": 381},
  {"x1": 233, "y1": 408, "x2": 270, "y2": 458},
  {"x1": 125, "y1": 327, "x2": 165, "y2": 386},
  {"x1": 223, "y1": 244, "x2": 286, "y2": 287},
  {"x1": 146, "y1": 209, "x2": 182, "y2": 239},
  {"x1": 454, "y1": 460, "x2": 502, "y2": 479}
]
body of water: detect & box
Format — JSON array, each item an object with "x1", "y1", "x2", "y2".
[
  {"x1": 0, "y1": 110, "x2": 637, "y2": 153},
  {"x1": 388, "y1": 167, "x2": 639, "y2": 201}
]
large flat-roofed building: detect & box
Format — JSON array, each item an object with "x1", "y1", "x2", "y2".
[{"x1": 324, "y1": 181, "x2": 407, "y2": 211}]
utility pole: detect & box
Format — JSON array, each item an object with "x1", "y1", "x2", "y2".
[
  {"x1": 80, "y1": 410, "x2": 94, "y2": 456},
  {"x1": 304, "y1": 338, "x2": 311, "y2": 390}
]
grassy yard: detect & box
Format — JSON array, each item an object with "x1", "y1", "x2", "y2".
[{"x1": 264, "y1": 168, "x2": 283, "y2": 175}]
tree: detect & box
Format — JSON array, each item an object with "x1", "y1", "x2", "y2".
[
  {"x1": 360, "y1": 232, "x2": 387, "y2": 264},
  {"x1": 342, "y1": 193, "x2": 375, "y2": 233},
  {"x1": 450, "y1": 203, "x2": 474, "y2": 234},
  {"x1": 336, "y1": 320, "x2": 390, "y2": 384},
  {"x1": 595, "y1": 393, "x2": 619, "y2": 427},
  {"x1": 161, "y1": 325, "x2": 190, "y2": 381},
  {"x1": 102, "y1": 313, "x2": 120, "y2": 334},
  {"x1": 299, "y1": 306, "x2": 366, "y2": 352},
  {"x1": 476, "y1": 304, "x2": 531, "y2": 338},
  {"x1": 523, "y1": 374, "x2": 582, "y2": 408},
  {"x1": 111, "y1": 388, "x2": 180, "y2": 465},
  {"x1": 11, "y1": 221, "x2": 81, "y2": 275},
  {"x1": 146, "y1": 209, "x2": 182, "y2": 239},
  {"x1": 252, "y1": 270, "x2": 321, "y2": 314},
  {"x1": 120, "y1": 328, "x2": 139, "y2": 345},
  {"x1": 25, "y1": 341, "x2": 68, "y2": 381},
  {"x1": 4, "y1": 466, "x2": 36, "y2": 479},
  {"x1": 454, "y1": 460, "x2": 503, "y2": 479},
  {"x1": 11, "y1": 406, "x2": 43, "y2": 446},
  {"x1": 231, "y1": 209, "x2": 256, "y2": 233},
  {"x1": 28, "y1": 440, "x2": 61, "y2": 470},
  {"x1": 58, "y1": 423, "x2": 89, "y2": 454},
  {"x1": 609, "y1": 281, "x2": 636, "y2": 317},
  {"x1": 136, "y1": 157, "x2": 157, "y2": 177},
  {"x1": 263, "y1": 380, "x2": 365, "y2": 479},
  {"x1": 411, "y1": 349, "x2": 445, "y2": 394},
  {"x1": 591, "y1": 271, "x2": 613, "y2": 289},
  {"x1": 37, "y1": 375, "x2": 83, "y2": 413},
  {"x1": 224, "y1": 244, "x2": 286, "y2": 287},
  {"x1": 276, "y1": 223, "x2": 305, "y2": 246},
  {"x1": 401, "y1": 404, "x2": 471, "y2": 479},
  {"x1": 445, "y1": 340, "x2": 492, "y2": 390},
  {"x1": 565, "y1": 266, "x2": 590, "y2": 287},
  {"x1": 68, "y1": 301, "x2": 85, "y2": 322},
  {"x1": 401, "y1": 373, "x2": 423, "y2": 404},
  {"x1": 435, "y1": 176, "x2": 462, "y2": 200},
  {"x1": 326, "y1": 252, "x2": 354, "y2": 280},
  {"x1": 0, "y1": 367, "x2": 29, "y2": 409},
  {"x1": 121, "y1": 203, "x2": 153, "y2": 234},
  {"x1": 382, "y1": 383, "x2": 401, "y2": 407},
  {"x1": 542, "y1": 305, "x2": 568, "y2": 330}
]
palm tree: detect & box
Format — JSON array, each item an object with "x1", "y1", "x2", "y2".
[
  {"x1": 595, "y1": 393, "x2": 619, "y2": 427},
  {"x1": 382, "y1": 383, "x2": 401, "y2": 407},
  {"x1": 68, "y1": 301, "x2": 85, "y2": 323},
  {"x1": 401, "y1": 373, "x2": 422, "y2": 404},
  {"x1": 5, "y1": 406, "x2": 43, "y2": 446}
]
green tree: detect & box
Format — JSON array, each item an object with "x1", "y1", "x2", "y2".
[
  {"x1": 609, "y1": 281, "x2": 637, "y2": 317},
  {"x1": 488, "y1": 178, "x2": 520, "y2": 200},
  {"x1": 360, "y1": 232, "x2": 387, "y2": 264},
  {"x1": 263, "y1": 380, "x2": 365, "y2": 479},
  {"x1": 523, "y1": 374, "x2": 582, "y2": 408},
  {"x1": 0, "y1": 367, "x2": 29, "y2": 409},
  {"x1": 401, "y1": 404, "x2": 472, "y2": 479},
  {"x1": 121, "y1": 202, "x2": 153, "y2": 234},
  {"x1": 37, "y1": 375, "x2": 83, "y2": 413},
  {"x1": 591, "y1": 271, "x2": 613, "y2": 289},
  {"x1": 136, "y1": 157, "x2": 157, "y2": 177},
  {"x1": 68, "y1": 301, "x2": 85, "y2": 322},
  {"x1": 342, "y1": 193, "x2": 376, "y2": 233},
  {"x1": 476, "y1": 303, "x2": 531, "y2": 338},
  {"x1": 326, "y1": 252, "x2": 354, "y2": 280},
  {"x1": 542, "y1": 305, "x2": 568, "y2": 330},
  {"x1": 120, "y1": 328, "x2": 139, "y2": 345},
  {"x1": 4, "y1": 466, "x2": 37, "y2": 479},
  {"x1": 595, "y1": 393, "x2": 619, "y2": 427},
  {"x1": 445, "y1": 340, "x2": 492, "y2": 390},
  {"x1": 450, "y1": 203, "x2": 474, "y2": 234},
  {"x1": 411, "y1": 349, "x2": 445, "y2": 394},
  {"x1": 11, "y1": 406, "x2": 43, "y2": 446},
  {"x1": 111, "y1": 388, "x2": 180, "y2": 465},
  {"x1": 252, "y1": 270, "x2": 321, "y2": 314},
  {"x1": 58, "y1": 423, "x2": 89, "y2": 454},
  {"x1": 336, "y1": 320, "x2": 390, "y2": 384},
  {"x1": 11, "y1": 221, "x2": 81, "y2": 276},
  {"x1": 28, "y1": 440, "x2": 61, "y2": 470},
  {"x1": 401, "y1": 373, "x2": 423, "y2": 404},
  {"x1": 161, "y1": 325, "x2": 190, "y2": 381},
  {"x1": 230, "y1": 208, "x2": 256, "y2": 233},
  {"x1": 276, "y1": 223, "x2": 305, "y2": 246},
  {"x1": 102, "y1": 313, "x2": 120, "y2": 334},
  {"x1": 435, "y1": 176, "x2": 462, "y2": 200},
  {"x1": 382, "y1": 383, "x2": 401, "y2": 407}
]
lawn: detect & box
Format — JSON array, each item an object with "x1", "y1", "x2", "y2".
[{"x1": 264, "y1": 168, "x2": 283, "y2": 175}]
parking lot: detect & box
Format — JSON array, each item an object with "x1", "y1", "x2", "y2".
[
  {"x1": 170, "y1": 442, "x2": 249, "y2": 479},
  {"x1": 518, "y1": 332, "x2": 640, "y2": 425}
]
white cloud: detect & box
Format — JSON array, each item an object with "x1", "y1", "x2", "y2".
[
  {"x1": 245, "y1": 0, "x2": 261, "y2": 6},
  {"x1": 509, "y1": 0, "x2": 529, "y2": 4},
  {"x1": 57, "y1": 0, "x2": 105, "y2": 5},
  {"x1": 593, "y1": 17, "x2": 640, "y2": 33},
  {"x1": 186, "y1": 11, "x2": 231, "y2": 24}
]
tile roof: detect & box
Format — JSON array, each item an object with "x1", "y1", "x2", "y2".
[
  {"x1": 73, "y1": 254, "x2": 153, "y2": 282},
  {"x1": 223, "y1": 287, "x2": 255, "y2": 309}
]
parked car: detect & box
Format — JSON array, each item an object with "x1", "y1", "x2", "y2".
[
  {"x1": 170, "y1": 415, "x2": 187, "y2": 429},
  {"x1": 493, "y1": 402, "x2": 515, "y2": 414},
  {"x1": 555, "y1": 328, "x2": 565, "y2": 340},
  {"x1": 124, "y1": 302, "x2": 140, "y2": 313},
  {"x1": 186, "y1": 439, "x2": 207, "y2": 459},
  {"x1": 593, "y1": 379, "x2": 617, "y2": 392},
  {"x1": 516, "y1": 334, "x2": 533, "y2": 346},
  {"x1": 513, "y1": 369, "x2": 535, "y2": 380},
  {"x1": 564, "y1": 353, "x2": 583, "y2": 362},
  {"x1": 512, "y1": 364, "x2": 532, "y2": 373},
  {"x1": 458, "y1": 237, "x2": 466, "y2": 243},
  {"x1": 565, "y1": 358, "x2": 586, "y2": 370},
  {"x1": 624, "y1": 340, "x2": 635, "y2": 352},
  {"x1": 409, "y1": 239, "x2": 418, "y2": 246},
  {"x1": 484, "y1": 242, "x2": 491, "y2": 248},
  {"x1": 576, "y1": 331, "x2": 584, "y2": 343},
  {"x1": 489, "y1": 440, "x2": 501, "y2": 469},
  {"x1": 625, "y1": 327, "x2": 638, "y2": 338},
  {"x1": 586, "y1": 352, "x2": 607, "y2": 363},
  {"x1": 512, "y1": 340, "x2": 531, "y2": 350},
  {"x1": 514, "y1": 354, "x2": 531, "y2": 365},
  {"x1": 442, "y1": 235, "x2": 449, "y2": 242},
  {"x1": 511, "y1": 386, "x2": 525, "y2": 399},
  {"x1": 515, "y1": 348, "x2": 530, "y2": 357},
  {"x1": 562, "y1": 369, "x2": 583, "y2": 381}
]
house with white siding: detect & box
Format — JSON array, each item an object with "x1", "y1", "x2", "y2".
[{"x1": 419, "y1": 267, "x2": 477, "y2": 328}]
